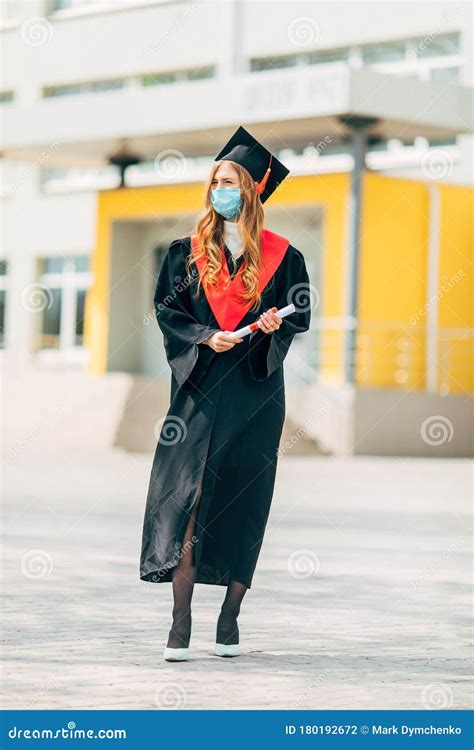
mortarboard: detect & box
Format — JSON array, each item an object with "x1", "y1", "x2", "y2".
[{"x1": 214, "y1": 125, "x2": 290, "y2": 204}]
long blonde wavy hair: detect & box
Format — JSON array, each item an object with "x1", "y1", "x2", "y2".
[{"x1": 186, "y1": 160, "x2": 265, "y2": 312}]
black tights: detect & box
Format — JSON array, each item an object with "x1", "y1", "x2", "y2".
[
  {"x1": 215, "y1": 580, "x2": 247, "y2": 645},
  {"x1": 166, "y1": 488, "x2": 248, "y2": 648}
]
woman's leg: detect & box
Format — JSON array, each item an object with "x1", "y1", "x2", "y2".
[
  {"x1": 166, "y1": 489, "x2": 202, "y2": 649},
  {"x1": 216, "y1": 580, "x2": 248, "y2": 645}
]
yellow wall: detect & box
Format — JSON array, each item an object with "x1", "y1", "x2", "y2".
[
  {"x1": 84, "y1": 183, "x2": 209, "y2": 373},
  {"x1": 357, "y1": 174, "x2": 473, "y2": 394},
  {"x1": 85, "y1": 174, "x2": 349, "y2": 376},
  {"x1": 85, "y1": 173, "x2": 473, "y2": 394},
  {"x1": 436, "y1": 183, "x2": 473, "y2": 394},
  {"x1": 358, "y1": 173, "x2": 429, "y2": 390}
]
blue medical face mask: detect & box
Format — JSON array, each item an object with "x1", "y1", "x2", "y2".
[{"x1": 210, "y1": 188, "x2": 242, "y2": 219}]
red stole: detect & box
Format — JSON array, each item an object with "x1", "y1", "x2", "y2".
[{"x1": 191, "y1": 228, "x2": 289, "y2": 332}]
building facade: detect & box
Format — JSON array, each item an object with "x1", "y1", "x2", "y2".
[{"x1": 1, "y1": 0, "x2": 473, "y2": 455}]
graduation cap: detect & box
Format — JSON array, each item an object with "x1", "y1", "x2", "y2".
[{"x1": 214, "y1": 125, "x2": 290, "y2": 203}]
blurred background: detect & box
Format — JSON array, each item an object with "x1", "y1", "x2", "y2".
[
  {"x1": 1, "y1": 0, "x2": 473, "y2": 712},
  {"x1": 1, "y1": 0, "x2": 473, "y2": 457}
]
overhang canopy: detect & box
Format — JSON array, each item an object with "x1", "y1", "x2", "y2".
[{"x1": 2, "y1": 66, "x2": 472, "y2": 167}]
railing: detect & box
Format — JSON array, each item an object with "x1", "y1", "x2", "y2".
[{"x1": 287, "y1": 318, "x2": 473, "y2": 395}]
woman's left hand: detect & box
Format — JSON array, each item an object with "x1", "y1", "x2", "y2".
[{"x1": 257, "y1": 307, "x2": 282, "y2": 334}]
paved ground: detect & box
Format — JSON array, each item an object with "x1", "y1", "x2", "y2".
[{"x1": 1, "y1": 448, "x2": 471, "y2": 710}]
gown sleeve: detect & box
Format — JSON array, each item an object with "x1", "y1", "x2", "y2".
[
  {"x1": 154, "y1": 239, "x2": 221, "y2": 390},
  {"x1": 247, "y1": 246, "x2": 311, "y2": 382}
]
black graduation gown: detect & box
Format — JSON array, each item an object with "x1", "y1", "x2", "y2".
[{"x1": 140, "y1": 233, "x2": 311, "y2": 588}]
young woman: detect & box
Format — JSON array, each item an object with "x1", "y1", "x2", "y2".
[{"x1": 140, "y1": 126, "x2": 311, "y2": 661}]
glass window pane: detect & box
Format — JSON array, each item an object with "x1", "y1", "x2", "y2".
[
  {"x1": 141, "y1": 72, "x2": 176, "y2": 87},
  {"x1": 0, "y1": 289, "x2": 5, "y2": 349},
  {"x1": 430, "y1": 66, "x2": 459, "y2": 82},
  {"x1": 308, "y1": 48, "x2": 349, "y2": 65},
  {"x1": 0, "y1": 91, "x2": 14, "y2": 104},
  {"x1": 73, "y1": 255, "x2": 90, "y2": 272},
  {"x1": 43, "y1": 84, "x2": 84, "y2": 98},
  {"x1": 368, "y1": 140, "x2": 389, "y2": 152},
  {"x1": 41, "y1": 288, "x2": 62, "y2": 349},
  {"x1": 75, "y1": 289, "x2": 86, "y2": 346},
  {"x1": 428, "y1": 137, "x2": 457, "y2": 147},
  {"x1": 363, "y1": 42, "x2": 406, "y2": 64},
  {"x1": 42, "y1": 257, "x2": 64, "y2": 274},
  {"x1": 90, "y1": 79, "x2": 124, "y2": 93},
  {"x1": 0, "y1": 259, "x2": 8, "y2": 275},
  {"x1": 417, "y1": 33, "x2": 460, "y2": 58},
  {"x1": 320, "y1": 144, "x2": 350, "y2": 157},
  {"x1": 250, "y1": 55, "x2": 298, "y2": 72},
  {"x1": 187, "y1": 66, "x2": 215, "y2": 81}
]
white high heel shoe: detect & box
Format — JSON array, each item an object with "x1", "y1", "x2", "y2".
[
  {"x1": 214, "y1": 643, "x2": 240, "y2": 657},
  {"x1": 163, "y1": 647, "x2": 189, "y2": 662}
]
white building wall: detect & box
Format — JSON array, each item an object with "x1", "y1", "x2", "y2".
[{"x1": 0, "y1": 0, "x2": 472, "y2": 371}]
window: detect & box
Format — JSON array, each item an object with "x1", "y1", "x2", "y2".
[
  {"x1": 43, "y1": 79, "x2": 124, "y2": 98},
  {"x1": 43, "y1": 83, "x2": 83, "y2": 98},
  {"x1": 0, "y1": 91, "x2": 14, "y2": 104},
  {"x1": 35, "y1": 256, "x2": 92, "y2": 353},
  {"x1": 308, "y1": 48, "x2": 349, "y2": 65},
  {"x1": 140, "y1": 66, "x2": 216, "y2": 87},
  {"x1": 247, "y1": 33, "x2": 462, "y2": 83},
  {"x1": 40, "y1": 165, "x2": 120, "y2": 193},
  {"x1": 427, "y1": 137, "x2": 457, "y2": 148},
  {"x1": 51, "y1": 0, "x2": 112, "y2": 10},
  {"x1": 362, "y1": 41, "x2": 406, "y2": 64},
  {"x1": 0, "y1": 260, "x2": 8, "y2": 349},
  {"x1": 361, "y1": 32, "x2": 461, "y2": 81},
  {"x1": 187, "y1": 65, "x2": 215, "y2": 81},
  {"x1": 250, "y1": 54, "x2": 298, "y2": 72},
  {"x1": 142, "y1": 71, "x2": 176, "y2": 87},
  {"x1": 90, "y1": 78, "x2": 124, "y2": 93},
  {"x1": 430, "y1": 66, "x2": 460, "y2": 82},
  {"x1": 415, "y1": 32, "x2": 460, "y2": 59}
]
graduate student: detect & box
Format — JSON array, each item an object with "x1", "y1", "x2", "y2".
[{"x1": 140, "y1": 125, "x2": 312, "y2": 661}]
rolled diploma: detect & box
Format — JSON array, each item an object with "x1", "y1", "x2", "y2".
[{"x1": 228, "y1": 303, "x2": 296, "y2": 339}]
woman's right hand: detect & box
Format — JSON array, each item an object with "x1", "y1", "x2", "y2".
[{"x1": 203, "y1": 331, "x2": 243, "y2": 352}]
